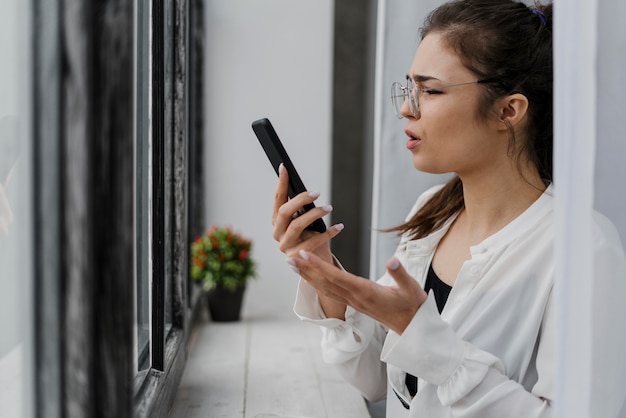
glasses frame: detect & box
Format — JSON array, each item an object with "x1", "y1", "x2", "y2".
[{"x1": 391, "y1": 75, "x2": 505, "y2": 119}]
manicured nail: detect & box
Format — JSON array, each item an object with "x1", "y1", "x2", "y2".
[
  {"x1": 333, "y1": 223, "x2": 345, "y2": 232},
  {"x1": 309, "y1": 191, "x2": 320, "y2": 199},
  {"x1": 285, "y1": 258, "x2": 297, "y2": 267},
  {"x1": 322, "y1": 205, "x2": 333, "y2": 212},
  {"x1": 387, "y1": 257, "x2": 400, "y2": 270},
  {"x1": 290, "y1": 266, "x2": 300, "y2": 275},
  {"x1": 278, "y1": 163, "x2": 285, "y2": 175},
  {"x1": 299, "y1": 249, "x2": 310, "y2": 261}
]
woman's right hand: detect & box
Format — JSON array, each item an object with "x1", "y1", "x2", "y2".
[
  {"x1": 271, "y1": 164, "x2": 343, "y2": 262},
  {"x1": 272, "y1": 164, "x2": 348, "y2": 319}
]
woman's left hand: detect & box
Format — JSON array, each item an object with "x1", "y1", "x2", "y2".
[{"x1": 288, "y1": 250, "x2": 428, "y2": 334}]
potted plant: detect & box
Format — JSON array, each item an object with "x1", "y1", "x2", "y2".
[{"x1": 190, "y1": 225, "x2": 256, "y2": 321}]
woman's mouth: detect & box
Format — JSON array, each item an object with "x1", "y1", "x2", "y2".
[{"x1": 405, "y1": 129, "x2": 421, "y2": 150}]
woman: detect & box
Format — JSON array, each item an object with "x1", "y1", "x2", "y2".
[{"x1": 272, "y1": 0, "x2": 626, "y2": 416}]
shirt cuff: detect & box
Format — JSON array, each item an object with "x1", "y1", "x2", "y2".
[
  {"x1": 293, "y1": 278, "x2": 345, "y2": 327},
  {"x1": 293, "y1": 278, "x2": 377, "y2": 364}
]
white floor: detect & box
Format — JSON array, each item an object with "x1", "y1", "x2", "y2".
[{"x1": 168, "y1": 302, "x2": 371, "y2": 418}]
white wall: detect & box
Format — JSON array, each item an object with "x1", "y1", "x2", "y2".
[{"x1": 204, "y1": 0, "x2": 334, "y2": 317}]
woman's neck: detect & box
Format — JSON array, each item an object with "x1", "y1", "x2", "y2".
[{"x1": 457, "y1": 172, "x2": 546, "y2": 243}]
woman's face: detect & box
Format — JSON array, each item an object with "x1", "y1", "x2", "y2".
[{"x1": 401, "y1": 33, "x2": 506, "y2": 176}]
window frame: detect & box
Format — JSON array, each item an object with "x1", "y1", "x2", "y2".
[{"x1": 32, "y1": 0, "x2": 205, "y2": 416}]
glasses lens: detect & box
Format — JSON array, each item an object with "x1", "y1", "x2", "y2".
[
  {"x1": 406, "y1": 78, "x2": 418, "y2": 117},
  {"x1": 391, "y1": 82, "x2": 406, "y2": 119}
]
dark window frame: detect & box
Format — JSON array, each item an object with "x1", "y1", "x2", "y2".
[{"x1": 32, "y1": 0, "x2": 205, "y2": 416}]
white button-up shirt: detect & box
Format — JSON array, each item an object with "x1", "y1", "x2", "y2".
[{"x1": 294, "y1": 185, "x2": 626, "y2": 417}]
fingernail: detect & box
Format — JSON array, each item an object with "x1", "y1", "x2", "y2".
[
  {"x1": 309, "y1": 191, "x2": 320, "y2": 199},
  {"x1": 333, "y1": 223, "x2": 344, "y2": 232},
  {"x1": 285, "y1": 258, "x2": 297, "y2": 267},
  {"x1": 290, "y1": 265, "x2": 300, "y2": 275},
  {"x1": 299, "y1": 249, "x2": 310, "y2": 261},
  {"x1": 387, "y1": 257, "x2": 400, "y2": 270},
  {"x1": 322, "y1": 205, "x2": 333, "y2": 212},
  {"x1": 278, "y1": 163, "x2": 285, "y2": 175}
]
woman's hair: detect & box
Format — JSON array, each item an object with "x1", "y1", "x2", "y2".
[{"x1": 391, "y1": 0, "x2": 553, "y2": 240}]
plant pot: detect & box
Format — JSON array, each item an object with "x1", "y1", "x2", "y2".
[{"x1": 206, "y1": 284, "x2": 246, "y2": 322}]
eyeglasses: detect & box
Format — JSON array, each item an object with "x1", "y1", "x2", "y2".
[{"x1": 390, "y1": 75, "x2": 505, "y2": 119}]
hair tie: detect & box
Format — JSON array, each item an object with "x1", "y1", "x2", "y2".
[{"x1": 531, "y1": 8, "x2": 547, "y2": 27}]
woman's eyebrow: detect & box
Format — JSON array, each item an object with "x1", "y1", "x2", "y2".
[{"x1": 408, "y1": 73, "x2": 440, "y2": 82}]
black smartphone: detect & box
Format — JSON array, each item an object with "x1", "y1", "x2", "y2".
[{"x1": 252, "y1": 118, "x2": 326, "y2": 233}]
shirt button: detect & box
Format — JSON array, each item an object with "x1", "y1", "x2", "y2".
[{"x1": 470, "y1": 266, "x2": 479, "y2": 274}]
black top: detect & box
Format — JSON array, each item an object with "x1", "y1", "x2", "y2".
[
  {"x1": 424, "y1": 264, "x2": 453, "y2": 314},
  {"x1": 405, "y1": 265, "x2": 452, "y2": 398}
]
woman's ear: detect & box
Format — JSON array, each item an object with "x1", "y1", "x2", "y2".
[{"x1": 496, "y1": 93, "x2": 529, "y2": 130}]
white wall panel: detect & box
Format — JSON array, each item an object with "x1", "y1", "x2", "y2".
[{"x1": 204, "y1": 0, "x2": 334, "y2": 316}]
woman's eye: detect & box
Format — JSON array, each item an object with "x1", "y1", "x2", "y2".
[{"x1": 423, "y1": 89, "x2": 442, "y2": 95}]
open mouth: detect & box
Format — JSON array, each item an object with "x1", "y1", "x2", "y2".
[
  {"x1": 405, "y1": 129, "x2": 421, "y2": 149},
  {"x1": 405, "y1": 129, "x2": 419, "y2": 141}
]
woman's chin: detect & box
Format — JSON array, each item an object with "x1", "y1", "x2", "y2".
[{"x1": 412, "y1": 158, "x2": 448, "y2": 175}]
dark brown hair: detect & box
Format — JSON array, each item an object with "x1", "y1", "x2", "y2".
[{"x1": 391, "y1": 0, "x2": 553, "y2": 240}]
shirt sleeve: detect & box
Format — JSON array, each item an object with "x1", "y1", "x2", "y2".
[
  {"x1": 381, "y1": 293, "x2": 553, "y2": 417},
  {"x1": 293, "y1": 278, "x2": 389, "y2": 401}
]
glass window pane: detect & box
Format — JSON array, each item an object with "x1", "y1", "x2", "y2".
[
  {"x1": 135, "y1": 0, "x2": 151, "y2": 375},
  {"x1": 0, "y1": 1, "x2": 33, "y2": 416}
]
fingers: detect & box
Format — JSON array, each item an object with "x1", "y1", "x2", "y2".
[
  {"x1": 277, "y1": 203, "x2": 330, "y2": 243},
  {"x1": 296, "y1": 222, "x2": 343, "y2": 252},
  {"x1": 385, "y1": 256, "x2": 428, "y2": 308},
  {"x1": 272, "y1": 190, "x2": 324, "y2": 242},
  {"x1": 289, "y1": 249, "x2": 367, "y2": 297},
  {"x1": 272, "y1": 163, "x2": 322, "y2": 234},
  {"x1": 385, "y1": 257, "x2": 415, "y2": 289},
  {"x1": 270, "y1": 164, "x2": 339, "y2": 260},
  {"x1": 285, "y1": 258, "x2": 352, "y2": 305},
  {"x1": 280, "y1": 221, "x2": 344, "y2": 259},
  {"x1": 271, "y1": 163, "x2": 289, "y2": 227},
  {"x1": 289, "y1": 253, "x2": 428, "y2": 334},
  {"x1": 271, "y1": 163, "x2": 334, "y2": 247}
]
